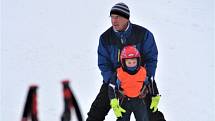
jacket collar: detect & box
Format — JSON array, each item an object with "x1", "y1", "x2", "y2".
[{"x1": 113, "y1": 22, "x2": 132, "y2": 39}]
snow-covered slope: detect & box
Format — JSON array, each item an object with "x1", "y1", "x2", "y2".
[{"x1": 1, "y1": 0, "x2": 214, "y2": 121}]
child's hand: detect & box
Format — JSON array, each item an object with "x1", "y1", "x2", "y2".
[
  {"x1": 110, "y1": 98, "x2": 126, "y2": 118},
  {"x1": 150, "y1": 95, "x2": 161, "y2": 112}
]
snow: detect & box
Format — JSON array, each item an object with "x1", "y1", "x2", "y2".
[{"x1": 1, "y1": 0, "x2": 214, "y2": 121}]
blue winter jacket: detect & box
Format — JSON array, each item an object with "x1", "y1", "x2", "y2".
[{"x1": 98, "y1": 23, "x2": 158, "y2": 83}]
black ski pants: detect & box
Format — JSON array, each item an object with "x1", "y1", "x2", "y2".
[
  {"x1": 86, "y1": 83, "x2": 110, "y2": 121},
  {"x1": 86, "y1": 83, "x2": 166, "y2": 121}
]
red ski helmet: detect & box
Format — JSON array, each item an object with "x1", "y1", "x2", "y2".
[{"x1": 120, "y1": 45, "x2": 141, "y2": 74}]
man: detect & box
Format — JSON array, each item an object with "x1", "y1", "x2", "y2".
[{"x1": 86, "y1": 2, "x2": 165, "y2": 121}]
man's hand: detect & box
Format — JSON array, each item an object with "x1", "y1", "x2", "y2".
[
  {"x1": 110, "y1": 98, "x2": 126, "y2": 118},
  {"x1": 150, "y1": 95, "x2": 161, "y2": 112}
]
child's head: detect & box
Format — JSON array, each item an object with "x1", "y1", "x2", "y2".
[{"x1": 120, "y1": 45, "x2": 141, "y2": 74}]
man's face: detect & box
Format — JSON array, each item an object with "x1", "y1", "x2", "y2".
[
  {"x1": 111, "y1": 14, "x2": 129, "y2": 31},
  {"x1": 125, "y1": 58, "x2": 137, "y2": 67}
]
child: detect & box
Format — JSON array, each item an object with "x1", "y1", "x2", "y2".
[{"x1": 108, "y1": 45, "x2": 150, "y2": 121}]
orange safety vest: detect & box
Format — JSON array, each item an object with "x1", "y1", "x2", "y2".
[{"x1": 117, "y1": 66, "x2": 147, "y2": 98}]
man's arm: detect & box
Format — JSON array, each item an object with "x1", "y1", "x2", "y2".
[
  {"x1": 142, "y1": 31, "x2": 158, "y2": 78},
  {"x1": 141, "y1": 31, "x2": 159, "y2": 95},
  {"x1": 98, "y1": 36, "x2": 114, "y2": 83}
]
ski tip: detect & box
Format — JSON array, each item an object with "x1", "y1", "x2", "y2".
[
  {"x1": 62, "y1": 79, "x2": 70, "y2": 84},
  {"x1": 29, "y1": 84, "x2": 38, "y2": 89}
]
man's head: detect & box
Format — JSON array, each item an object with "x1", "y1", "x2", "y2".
[{"x1": 110, "y1": 2, "x2": 130, "y2": 31}]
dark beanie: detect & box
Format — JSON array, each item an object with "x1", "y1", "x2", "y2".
[{"x1": 110, "y1": 2, "x2": 130, "y2": 19}]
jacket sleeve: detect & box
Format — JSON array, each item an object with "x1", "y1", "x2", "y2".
[
  {"x1": 142, "y1": 31, "x2": 158, "y2": 77},
  {"x1": 97, "y1": 36, "x2": 114, "y2": 83}
]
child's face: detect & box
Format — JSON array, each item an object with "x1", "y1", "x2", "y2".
[{"x1": 125, "y1": 58, "x2": 137, "y2": 67}]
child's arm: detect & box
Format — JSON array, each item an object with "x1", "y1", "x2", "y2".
[
  {"x1": 108, "y1": 72, "x2": 117, "y2": 100},
  {"x1": 108, "y1": 72, "x2": 126, "y2": 118},
  {"x1": 139, "y1": 76, "x2": 149, "y2": 98},
  {"x1": 147, "y1": 77, "x2": 159, "y2": 96},
  {"x1": 147, "y1": 77, "x2": 161, "y2": 112}
]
